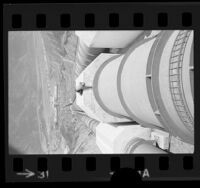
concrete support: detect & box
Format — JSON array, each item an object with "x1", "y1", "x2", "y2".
[{"x1": 96, "y1": 123, "x2": 166, "y2": 153}]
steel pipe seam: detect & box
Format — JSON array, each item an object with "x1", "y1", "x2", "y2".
[
  {"x1": 93, "y1": 54, "x2": 132, "y2": 120},
  {"x1": 148, "y1": 31, "x2": 175, "y2": 134},
  {"x1": 117, "y1": 36, "x2": 161, "y2": 129},
  {"x1": 145, "y1": 32, "x2": 169, "y2": 131}
]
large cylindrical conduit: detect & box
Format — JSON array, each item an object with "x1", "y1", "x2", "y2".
[{"x1": 93, "y1": 30, "x2": 194, "y2": 144}]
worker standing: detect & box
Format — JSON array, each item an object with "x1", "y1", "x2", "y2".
[{"x1": 75, "y1": 82, "x2": 92, "y2": 95}]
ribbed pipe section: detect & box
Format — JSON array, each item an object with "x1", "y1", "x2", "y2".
[
  {"x1": 80, "y1": 115, "x2": 99, "y2": 134},
  {"x1": 70, "y1": 102, "x2": 99, "y2": 134},
  {"x1": 124, "y1": 137, "x2": 167, "y2": 153},
  {"x1": 168, "y1": 31, "x2": 194, "y2": 132},
  {"x1": 74, "y1": 38, "x2": 105, "y2": 78}
]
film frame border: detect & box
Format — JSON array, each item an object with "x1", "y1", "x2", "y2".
[{"x1": 3, "y1": 2, "x2": 200, "y2": 182}]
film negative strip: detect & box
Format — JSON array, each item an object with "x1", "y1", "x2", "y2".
[{"x1": 3, "y1": 2, "x2": 200, "y2": 183}]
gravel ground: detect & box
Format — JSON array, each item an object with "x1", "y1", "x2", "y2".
[{"x1": 41, "y1": 31, "x2": 101, "y2": 154}]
